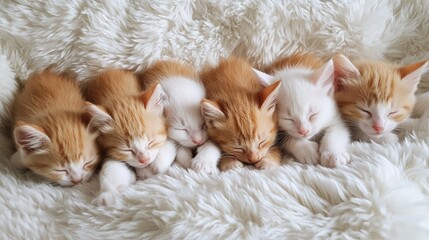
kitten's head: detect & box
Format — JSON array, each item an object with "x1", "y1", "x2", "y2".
[
  {"x1": 254, "y1": 60, "x2": 336, "y2": 139},
  {"x1": 201, "y1": 81, "x2": 281, "y2": 164},
  {"x1": 87, "y1": 84, "x2": 167, "y2": 168},
  {"x1": 333, "y1": 54, "x2": 428, "y2": 138},
  {"x1": 13, "y1": 111, "x2": 100, "y2": 187},
  {"x1": 163, "y1": 78, "x2": 208, "y2": 148}
]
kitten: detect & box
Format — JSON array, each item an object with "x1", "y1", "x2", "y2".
[
  {"x1": 138, "y1": 60, "x2": 220, "y2": 177},
  {"x1": 255, "y1": 53, "x2": 350, "y2": 167},
  {"x1": 200, "y1": 57, "x2": 282, "y2": 171},
  {"x1": 85, "y1": 69, "x2": 167, "y2": 205},
  {"x1": 333, "y1": 54, "x2": 428, "y2": 143},
  {"x1": 11, "y1": 70, "x2": 100, "y2": 186}
]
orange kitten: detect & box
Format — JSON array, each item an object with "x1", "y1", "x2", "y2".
[
  {"x1": 85, "y1": 69, "x2": 167, "y2": 205},
  {"x1": 11, "y1": 70, "x2": 100, "y2": 186},
  {"x1": 200, "y1": 57, "x2": 282, "y2": 171},
  {"x1": 333, "y1": 54, "x2": 428, "y2": 143}
]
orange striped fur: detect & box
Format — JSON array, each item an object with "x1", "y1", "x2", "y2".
[
  {"x1": 13, "y1": 71, "x2": 100, "y2": 185},
  {"x1": 200, "y1": 57, "x2": 281, "y2": 171}
]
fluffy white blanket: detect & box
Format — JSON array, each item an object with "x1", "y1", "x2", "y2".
[{"x1": 1, "y1": 1, "x2": 429, "y2": 239}]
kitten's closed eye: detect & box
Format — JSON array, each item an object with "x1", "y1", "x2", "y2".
[
  {"x1": 258, "y1": 139, "x2": 268, "y2": 148},
  {"x1": 358, "y1": 107, "x2": 372, "y2": 117},
  {"x1": 234, "y1": 147, "x2": 245, "y2": 153},
  {"x1": 149, "y1": 139, "x2": 163, "y2": 148},
  {"x1": 54, "y1": 169, "x2": 69, "y2": 174},
  {"x1": 282, "y1": 117, "x2": 294, "y2": 122},
  {"x1": 388, "y1": 111, "x2": 398, "y2": 117},
  {"x1": 309, "y1": 113, "x2": 318, "y2": 121}
]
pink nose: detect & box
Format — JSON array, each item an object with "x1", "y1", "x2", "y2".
[
  {"x1": 138, "y1": 157, "x2": 148, "y2": 164},
  {"x1": 247, "y1": 152, "x2": 260, "y2": 163},
  {"x1": 373, "y1": 125, "x2": 384, "y2": 134},
  {"x1": 298, "y1": 128, "x2": 309, "y2": 136},
  {"x1": 71, "y1": 178, "x2": 83, "y2": 185},
  {"x1": 192, "y1": 136, "x2": 204, "y2": 146}
]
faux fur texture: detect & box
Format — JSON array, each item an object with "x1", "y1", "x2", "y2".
[{"x1": 1, "y1": 0, "x2": 429, "y2": 239}]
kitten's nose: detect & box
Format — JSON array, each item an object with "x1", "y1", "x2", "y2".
[
  {"x1": 192, "y1": 136, "x2": 204, "y2": 146},
  {"x1": 247, "y1": 151, "x2": 260, "y2": 163},
  {"x1": 298, "y1": 128, "x2": 309, "y2": 136},
  {"x1": 138, "y1": 157, "x2": 149, "y2": 164},
  {"x1": 372, "y1": 125, "x2": 384, "y2": 134},
  {"x1": 71, "y1": 178, "x2": 83, "y2": 185}
]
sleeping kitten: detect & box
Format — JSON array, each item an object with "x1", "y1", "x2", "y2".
[
  {"x1": 85, "y1": 69, "x2": 167, "y2": 205},
  {"x1": 11, "y1": 70, "x2": 100, "y2": 186},
  {"x1": 255, "y1": 53, "x2": 350, "y2": 167},
  {"x1": 138, "y1": 60, "x2": 220, "y2": 177},
  {"x1": 333, "y1": 54, "x2": 428, "y2": 143},
  {"x1": 200, "y1": 57, "x2": 282, "y2": 171}
]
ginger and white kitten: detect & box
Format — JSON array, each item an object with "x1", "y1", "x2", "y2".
[
  {"x1": 333, "y1": 54, "x2": 428, "y2": 143},
  {"x1": 255, "y1": 53, "x2": 350, "y2": 167},
  {"x1": 200, "y1": 57, "x2": 282, "y2": 171},
  {"x1": 85, "y1": 69, "x2": 167, "y2": 205},
  {"x1": 138, "y1": 60, "x2": 220, "y2": 177},
  {"x1": 11, "y1": 70, "x2": 100, "y2": 186}
]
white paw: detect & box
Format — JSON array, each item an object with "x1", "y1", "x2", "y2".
[
  {"x1": 92, "y1": 191, "x2": 119, "y2": 206},
  {"x1": 320, "y1": 151, "x2": 350, "y2": 168},
  {"x1": 255, "y1": 159, "x2": 280, "y2": 170},
  {"x1": 295, "y1": 141, "x2": 319, "y2": 165},
  {"x1": 191, "y1": 156, "x2": 219, "y2": 174},
  {"x1": 219, "y1": 160, "x2": 244, "y2": 172},
  {"x1": 175, "y1": 147, "x2": 193, "y2": 169},
  {"x1": 135, "y1": 167, "x2": 155, "y2": 180}
]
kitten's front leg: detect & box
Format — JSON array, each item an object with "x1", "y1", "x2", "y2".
[
  {"x1": 136, "y1": 139, "x2": 177, "y2": 180},
  {"x1": 283, "y1": 137, "x2": 319, "y2": 165},
  {"x1": 254, "y1": 146, "x2": 281, "y2": 170},
  {"x1": 319, "y1": 120, "x2": 351, "y2": 168},
  {"x1": 218, "y1": 156, "x2": 244, "y2": 172},
  {"x1": 93, "y1": 160, "x2": 136, "y2": 206},
  {"x1": 175, "y1": 146, "x2": 193, "y2": 169},
  {"x1": 191, "y1": 140, "x2": 221, "y2": 174}
]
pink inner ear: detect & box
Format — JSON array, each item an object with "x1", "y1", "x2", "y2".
[{"x1": 14, "y1": 126, "x2": 50, "y2": 154}]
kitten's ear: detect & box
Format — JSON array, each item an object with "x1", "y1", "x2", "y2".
[
  {"x1": 259, "y1": 80, "x2": 281, "y2": 113},
  {"x1": 398, "y1": 61, "x2": 429, "y2": 93},
  {"x1": 84, "y1": 102, "x2": 114, "y2": 133},
  {"x1": 311, "y1": 59, "x2": 334, "y2": 95},
  {"x1": 201, "y1": 99, "x2": 225, "y2": 123},
  {"x1": 253, "y1": 68, "x2": 277, "y2": 87},
  {"x1": 141, "y1": 84, "x2": 166, "y2": 116},
  {"x1": 14, "y1": 122, "x2": 51, "y2": 155},
  {"x1": 332, "y1": 54, "x2": 360, "y2": 91}
]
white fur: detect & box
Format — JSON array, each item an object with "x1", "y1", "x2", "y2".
[
  {"x1": 268, "y1": 61, "x2": 350, "y2": 167},
  {"x1": 159, "y1": 76, "x2": 220, "y2": 174},
  {"x1": 2, "y1": 1, "x2": 429, "y2": 239},
  {"x1": 93, "y1": 160, "x2": 136, "y2": 206},
  {"x1": 136, "y1": 139, "x2": 177, "y2": 179}
]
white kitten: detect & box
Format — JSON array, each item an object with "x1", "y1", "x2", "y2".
[
  {"x1": 255, "y1": 58, "x2": 350, "y2": 167},
  {"x1": 140, "y1": 76, "x2": 221, "y2": 178}
]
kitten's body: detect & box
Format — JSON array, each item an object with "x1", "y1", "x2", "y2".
[
  {"x1": 12, "y1": 71, "x2": 100, "y2": 186},
  {"x1": 138, "y1": 61, "x2": 220, "y2": 177},
  {"x1": 200, "y1": 57, "x2": 282, "y2": 171},
  {"x1": 258, "y1": 53, "x2": 350, "y2": 167},
  {"x1": 333, "y1": 54, "x2": 428, "y2": 143},
  {"x1": 85, "y1": 70, "x2": 167, "y2": 205}
]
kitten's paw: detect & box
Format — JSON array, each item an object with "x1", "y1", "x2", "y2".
[
  {"x1": 92, "y1": 191, "x2": 119, "y2": 206},
  {"x1": 219, "y1": 159, "x2": 244, "y2": 172},
  {"x1": 320, "y1": 151, "x2": 350, "y2": 168},
  {"x1": 295, "y1": 141, "x2": 319, "y2": 165},
  {"x1": 176, "y1": 147, "x2": 193, "y2": 169},
  {"x1": 135, "y1": 167, "x2": 155, "y2": 180},
  {"x1": 191, "y1": 156, "x2": 219, "y2": 174},
  {"x1": 254, "y1": 159, "x2": 280, "y2": 170}
]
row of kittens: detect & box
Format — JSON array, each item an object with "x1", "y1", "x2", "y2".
[{"x1": 10, "y1": 52, "x2": 428, "y2": 205}]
